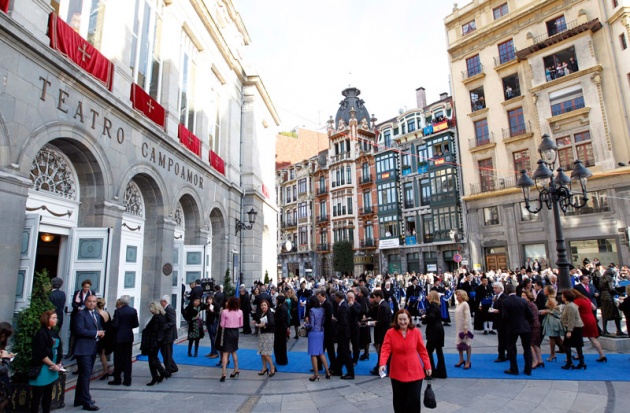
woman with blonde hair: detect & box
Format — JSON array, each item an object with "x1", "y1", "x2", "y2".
[
  {"x1": 422, "y1": 290, "x2": 446, "y2": 378},
  {"x1": 454, "y1": 289, "x2": 473, "y2": 370},
  {"x1": 142, "y1": 301, "x2": 169, "y2": 386},
  {"x1": 96, "y1": 297, "x2": 113, "y2": 380}
]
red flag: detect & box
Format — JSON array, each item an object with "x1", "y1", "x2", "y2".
[
  {"x1": 130, "y1": 83, "x2": 165, "y2": 129},
  {"x1": 178, "y1": 124, "x2": 201, "y2": 157},
  {"x1": 262, "y1": 184, "x2": 269, "y2": 198},
  {"x1": 1, "y1": 0, "x2": 9, "y2": 14},
  {"x1": 47, "y1": 13, "x2": 114, "y2": 91},
  {"x1": 209, "y1": 149, "x2": 225, "y2": 175}
]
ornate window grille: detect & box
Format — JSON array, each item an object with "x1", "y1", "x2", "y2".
[
  {"x1": 30, "y1": 147, "x2": 77, "y2": 200},
  {"x1": 123, "y1": 181, "x2": 144, "y2": 217},
  {"x1": 174, "y1": 203, "x2": 185, "y2": 229}
]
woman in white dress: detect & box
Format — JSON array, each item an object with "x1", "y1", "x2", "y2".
[{"x1": 454, "y1": 290, "x2": 473, "y2": 370}]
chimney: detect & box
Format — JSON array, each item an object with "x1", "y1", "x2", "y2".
[
  {"x1": 439, "y1": 92, "x2": 449, "y2": 100},
  {"x1": 416, "y1": 87, "x2": 427, "y2": 109}
]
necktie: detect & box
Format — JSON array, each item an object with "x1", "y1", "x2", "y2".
[
  {"x1": 91, "y1": 311, "x2": 98, "y2": 328},
  {"x1": 586, "y1": 285, "x2": 591, "y2": 294}
]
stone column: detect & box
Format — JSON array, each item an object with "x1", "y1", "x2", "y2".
[{"x1": 94, "y1": 201, "x2": 125, "y2": 308}]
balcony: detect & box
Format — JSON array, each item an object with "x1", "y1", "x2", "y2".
[
  {"x1": 360, "y1": 174, "x2": 373, "y2": 185},
  {"x1": 330, "y1": 152, "x2": 352, "y2": 164},
  {"x1": 281, "y1": 219, "x2": 297, "y2": 229},
  {"x1": 462, "y1": 63, "x2": 484, "y2": 81},
  {"x1": 317, "y1": 243, "x2": 330, "y2": 252},
  {"x1": 316, "y1": 214, "x2": 329, "y2": 223},
  {"x1": 493, "y1": 49, "x2": 518, "y2": 67},
  {"x1": 517, "y1": 18, "x2": 602, "y2": 60},
  {"x1": 404, "y1": 200, "x2": 415, "y2": 209},
  {"x1": 359, "y1": 206, "x2": 374, "y2": 216},
  {"x1": 316, "y1": 186, "x2": 328, "y2": 196},
  {"x1": 502, "y1": 121, "x2": 532, "y2": 141},
  {"x1": 468, "y1": 132, "x2": 494, "y2": 150},
  {"x1": 360, "y1": 238, "x2": 377, "y2": 249},
  {"x1": 469, "y1": 175, "x2": 517, "y2": 195}
]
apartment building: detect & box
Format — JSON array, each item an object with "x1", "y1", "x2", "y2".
[
  {"x1": 0, "y1": 0, "x2": 279, "y2": 328},
  {"x1": 446, "y1": 0, "x2": 630, "y2": 271},
  {"x1": 375, "y1": 89, "x2": 464, "y2": 275}
]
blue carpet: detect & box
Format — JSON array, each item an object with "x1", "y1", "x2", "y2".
[{"x1": 137, "y1": 344, "x2": 630, "y2": 381}]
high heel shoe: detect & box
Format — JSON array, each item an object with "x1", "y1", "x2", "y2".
[
  {"x1": 146, "y1": 378, "x2": 159, "y2": 386},
  {"x1": 156, "y1": 375, "x2": 164, "y2": 384},
  {"x1": 309, "y1": 375, "x2": 319, "y2": 382},
  {"x1": 268, "y1": 368, "x2": 276, "y2": 377},
  {"x1": 230, "y1": 370, "x2": 240, "y2": 378},
  {"x1": 220, "y1": 374, "x2": 226, "y2": 382},
  {"x1": 561, "y1": 363, "x2": 574, "y2": 370},
  {"x1": 454, "y1": 361, "x2": 465, "y2": 368},
  {"x1": 258, "y1": 369, "x2": 269, "y2": 376},
  {"x1": 532, "y1": 362, "x2": 545, "y2": 369},
  {"x1": 546, "y1": 355, "x2": 557, "y2": 362},
  {"x1": 99, "y1": 373, "x2": 110, "y2": 381},
  {"x1": 573, "y1": 362, "x2": 587, "y2": 370},
  {"x1": 325, "y1": 372, "x2": 331, "y2": 379},
  {"x1": 463, "y1": 362, "x2": 472, "y2": 370},
  {"x1": 596, "y1": 356, "x2": 608, "y2": 363}
]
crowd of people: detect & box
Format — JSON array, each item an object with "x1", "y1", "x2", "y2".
[{"x1": 1, "y1": 257, "x2": 629, "y2": 413}]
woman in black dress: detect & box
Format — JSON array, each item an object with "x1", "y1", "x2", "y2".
[
  {"x1": 143, "y1": 301, "x2": 169, "y2": 385},
  {"x1": 422, "y1": 291, "x2": 447, "y2": 378},
  {"x1": 184, "y1": 298, "x2": 205, "y2": 357},
  {"x1": 274, "y1": 296, "x2": 289, "y2": 365}
]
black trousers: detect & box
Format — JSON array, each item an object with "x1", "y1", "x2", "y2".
[
  {"x1": 497, "y1": 325, "x2": 508, "y2": 359},
  {"x1": 113, "y1": 342, "x2": 133, "y2": 384},
  {"x1": 350, "y1": 328, "x2": 360, "y2": 364},
  {"x1": 426, "y1": 342, "x2": 446, "y2": 378},
  {"x1": 30, "y1": 382, "x2": 54, "y2": 413},
  {"x1": 160, "y1": 342, "x2": 178, "y2": 373},
  {"x1": 391, "y1": 378, "x2": 422, "y2": 413},
  {"x1": 336, "y1": 333, "x2": 354, "y2": 376},
  {"x1": 507, "y1": 331, "x2": 532, "y2": 374},
  {"x1": 324, "y1": 331, "x2": 337, "y2": 371},
  {"x1": 148, "y1": 348, "x2": 168, "y2": 380},
  {"x1": 74, "y1": 353, "x2": 95, "y2": 408},
  {"x1": 242, "y1": 312, "x2": 252, "y2": 334}
]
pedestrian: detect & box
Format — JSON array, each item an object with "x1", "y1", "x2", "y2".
[
  {"x1": 379, "y1": 309, "x2": 432, "y2": 413},
  {"x1": 29, "y1": 311, "x2": 63, "y2": 413},
  {"x1": 72, "y1": 294, "x2": 104, "y2": 411},
  {"x1": 218, "y1": 297, "x2": 243, "y2": 382},
  {"x1": 306, "y1": 298, "x2": 331, "y2": 381},
  {"x1": 560, "y1": 290, "x2": 586, "y2": 370},
  {"x1": 68, "y1": 280, "x2": 94, "y2": 359},
  {"x1": 333, "y1": 291, "x2": 355, "y2": 379},
  {"x1": 522, "y1": 291, "x2": 544, "y2": 369},
  {"x1": 422, "y1": 291, "x2": 446, "y2": 378},
  {"x1": 490, "y1": 282, "x2": 508, "y2": 362},
  {"x1": 204, "y1": 295, "x2": 220, "y2": 359},
  {"x1": 369, "y1": 289, "x2": 392, "y2": 375},
  {"x1": 254, "y1": 300, "x2": 276, "y2": 377},
  {"x1": 239, "y1": 285, "x2": 253, "y2": 335},
  {"x1": 273, "y1": 295, "x2": 289, "y2": 366},
  {"x1": 95, "y1": 298, "x2": 113, "y2": 382},
  {"x1": 501, "y1": 284, "x2": 533, "y2": 376},
  {"x1": 184, "y1": 298, "x2": 205, "y2": 357},
  {"x1": 48, "y1": 278, "x2": 66, "y2": 332},
  {"x1": 0, "y1": 322, "x2": 15, "y2": 413},
  {"x1": 159, "y1": 295, "x2": 179, "y2": 374},
  {"x1": 454, "y1": 290, "x2": 473, "y2": 370},
  {"x1": 600, "y1": 267, "x2": 623, "y2": 335},
  {"x1": 316, "y1": 289, "x2": 337, "y2": 374},
  {"x1": 142, "y1": 301, "x2": 169, "y2": 386}
]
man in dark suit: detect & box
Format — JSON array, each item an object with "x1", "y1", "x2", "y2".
[
  {"x1": 109, "y1": 295, "x2": 139, "y2": 386},
  {"x1": 370, "y1": 289, "x2": 392, "y2": 375},
  {"x1": 334, "y1": 291, "x2": 355, "y2": 379},
  {"x1": 72, "y1": 294, "x2": 104, "y2": 411},
  {"x1": 316, "y1": 289, "x2": 337, "y2": 374},
  {"x1": 490, "y1": 282, "x2": 508, "y2": 362},
  {"x1": 189, "y1": 279, "x2": 203, "y2": 302},
  {"x1": 160, "y1": 295, "x2": 179, "y2": 374},
  {"x1": 502, "y1": 284, "x2": 533, "y2": 376},
  {"x1": 49, "y1": 277, "x2": 66, "y2": 331},
  {"x1": 239, "y1": 285, "x2": 252, "y2": 334},
  {"x1": 69, "y1": 280, "x2": 94, "y2": 358}
]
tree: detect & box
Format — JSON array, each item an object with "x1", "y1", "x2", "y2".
[
  {"x1": 223, "y1": 268, "x2": 235, "y2": 298},
  {"x1": 264, "y1": 270, "x2": 270, "y2": 285},
  {"x1": 12, "y1": 268, "x2": 55, "y2": 376},
  {"x1": 332, "y1": 240, "x2": 354, "y2": 277}
]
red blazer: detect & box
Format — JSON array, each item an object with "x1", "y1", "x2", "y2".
[{"x1": 380, "y1": 327, "x2": 431, "y2": 382}]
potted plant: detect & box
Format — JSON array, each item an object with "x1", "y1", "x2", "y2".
[
  {"x1": 223, "y1": 269, "x2": 235, "y2": 298},
  {"x1": 10, "y1": 269, "x2": 65, "y2": 411}
]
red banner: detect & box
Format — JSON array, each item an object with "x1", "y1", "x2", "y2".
[
  {"x1": 262, "y1": 184, "x2": 269, "y2": 198},
  {"x1": 178, "y1": 124, "x2": 201, "y2": 157},
  {"x1": 1, "y1": 0, "x2": 9, "y2": 14},
  {"x1": 210, "y1": 149, "x2": 225, "y2": 175},
  {"x1": 130, "y1": 83, "x2": 165, "y2": 129},
  {"x1": 47, "y1": 13, "x2": 114, "y2": 91}
]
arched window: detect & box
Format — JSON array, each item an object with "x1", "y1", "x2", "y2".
[
  {"x1": 123, "y1": 181, "x2": 145, "y2": 217},
  {"x1": 30, "y1": 146, "x2": 78, "y2": 200}
]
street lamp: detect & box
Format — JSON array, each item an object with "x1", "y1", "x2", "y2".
[
  {"x1": 449, "y1": 228, "x2": 462, "y2": 272},
  {"x1": 516, "y1": 134, "x2": 592, "y2": 292},
  {"x1": 235, "y1": 207, "x2": 257, "y2": 234}
]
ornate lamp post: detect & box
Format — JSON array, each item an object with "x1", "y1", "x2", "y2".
[
  {"x1": 516, "y1": 134, "x2": 592, "y2": 291},
  {"x1": 235, "y1": 207, "x2": 257, "y2": 234},
  {"x1": 235, "y1": 207, "x2": 257, "y2": 291}
]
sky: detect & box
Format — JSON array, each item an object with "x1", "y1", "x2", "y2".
[{"x1": 237, "y1": 0, "x2": 460, "y2": 132}]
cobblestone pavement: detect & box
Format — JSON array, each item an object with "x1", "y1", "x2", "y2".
[{"x1": 65, "y1": 317, "x2": 629, "y2": 413}]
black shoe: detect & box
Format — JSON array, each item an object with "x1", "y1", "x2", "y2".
[
  {"x1": 340, "y1": 375, "x2": 355, "y2": 380},
  {"x1": 489, "y1": 330, "x2": 496, "y2": 335},
  {"x1": 108, "y1": 381, "x2": 122, "y2": 386},
  {"x1": 504, "y1": 369, "x2": 518, "y2": 375},
  {"x1": 359, "y1": 354, "x2": 369, "y2": 361},
  {"x1": 146, "y1": 379, "x2": 159, "y2": 386},
  {"x1": 561, "y1": 363, "x2": 574, "y2": 370},
  {"x1": 443, "y1": 323, "x2": 451, "y2": 326},
  {"x1": 494, "y1": 358, "x2": 507, "y2": 363},
  {"x1": 99, "y1": 373, "x2": 110, "y2": 381},
  {"x1": 369, "y1": 369, "x2": 379, "y2": 376},
  {"x1": 83, "y1": 405, "x2": 100, "y2": 411},
  {"x1": 122, "y1": 382, "x2": 131, "y2": 387},
  {"x1": 483, "y1": 330, "x2": 488, "y2": 335}
]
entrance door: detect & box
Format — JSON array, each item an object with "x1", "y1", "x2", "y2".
[
  {"x1": 16, "y1": 214, "x2": 40, "y2": 310},
  {"x1": 485, "y1": 253, "x2": 508, "y2": 271},
  {"x1": 118, "y1": 217, "x2": 144, "y2": 311},
  {"x1": 63, "y1": 228, "x2": 111, "y2": 343}
]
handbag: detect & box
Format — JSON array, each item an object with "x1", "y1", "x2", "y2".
[
  {"x1": 27, "y1": 365, "x2": 41, "y2": 380},
  {"x1": 423, "y1": 383, "x2": 437, "y2": 409},
  {"x1": 298, "y1": 326, "x2": 308, "y2": 337}
]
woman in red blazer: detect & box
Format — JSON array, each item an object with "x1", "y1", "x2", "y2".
[{"x1": 379, "y1": 309, "x2": 432, "y2": 413}]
